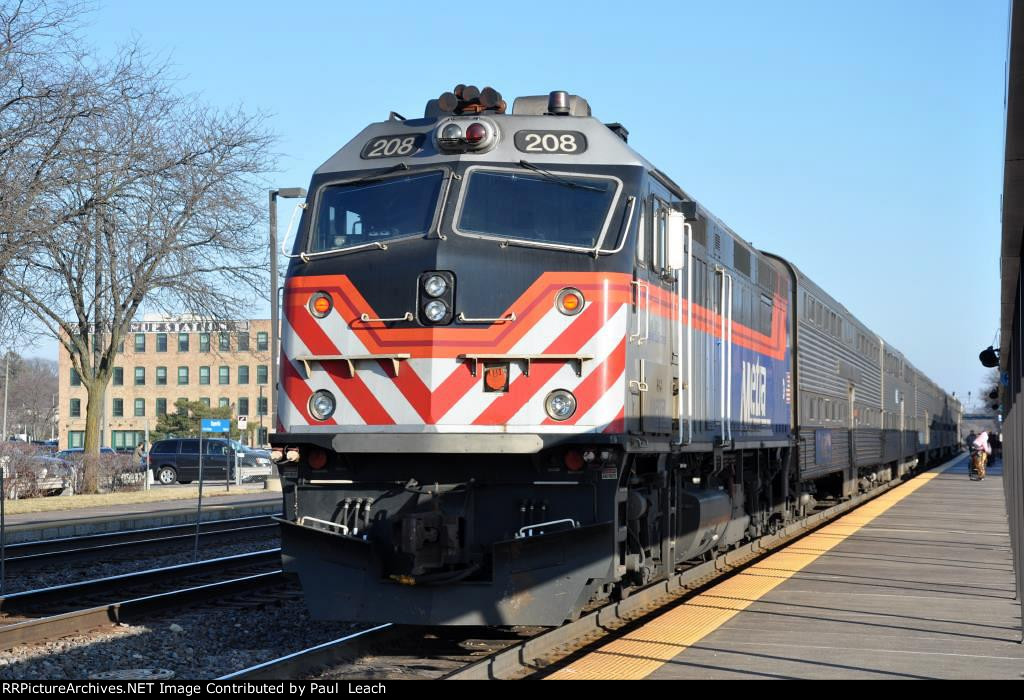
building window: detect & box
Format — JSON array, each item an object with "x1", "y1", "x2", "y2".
[
  {"x1": 219, "y1": 366, "x2": 230, "y2": 385},
  {"x1": 113, "y1": 367, "x2": 123, "y2": 386},
  {"x1": 134, "y1": 398, "x2": 145, "y2": 417},
  {"x1": 156, "y1": 398, "x2": 167, "y2": 416},
  {"x1": 178, "y1": 333, "x2": 189, "y2": 352},
  {"x1": 178, "y1": 366, "x2": 189, "y2": 385},
  {"x1": 111, "y1": 430, "x2": 145, "y2": 450},
  {"x1": 199, "y1": 366, "x2": 210, "y2": 385},
  {"x1": 237, "y1": 332, "x2": 249, "y2": 351},
  {"x1": 219, "y1": 397, "x2": 230, "y2": 409},
  {"x1": 70, "y1": 368, "x2": 81, "y2": 386},
  {"x1": 200, "y1": 397, "x2": 211, "y2": 408},
  {"x1": 257, "y1": 365, "x2": 268, "y2": 384},
  {"x1": 134, "y1": 334, "x2": 146, "y2": 352},
  {"x1": 134, "y1": 367, "x2": 145, "y2": 385},
  {"x1": 156, "y1": 366, "x2": 167, "y2": 385},
  {"x1": 258, "y1": 397, "x2": 268, "y2": 415},
  {"x1": 200, "y1": 333, "x2": 210, "y2": 352},
  {"x1": 176, "y1": 399, "x2": 188, "y2": 415},
  {"x1": 68, "y1": 431, "x2": 84, "y2": 449},
  {"x1": 219, "y1": 333, "x2": 230, "y2": 351},
  {"x1": 156, "y1": 333, "x2": 167, "y2": 352},
  {"x1": 256, "y1": 332, "x2": 268, "y2": 351},
  {"x1": 70, "y1": 398, "x2": 81, "y2": 417},
  {"x1": 238, "y1": 397, "x2": 249, "y2": 415},
  {"x1": 237, "y1": 365, "x2": 249, "y2": 384},
  {"x1": 112, "y1": 398, "x2": 123, "y2": 417},
  {"x1": 117, "y1": 339, "x2": 125, "y2": 353}
]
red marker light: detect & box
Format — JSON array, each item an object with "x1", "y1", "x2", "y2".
[
  {"x1": 564, "y1": 450, "x2": 584, "y2": 471},
  {"x1": 308, "y1": 448, "x2": 328, "y2": 470},
  {"x1": 465, "y1": 123, "x2": 487, "y2": 144}
]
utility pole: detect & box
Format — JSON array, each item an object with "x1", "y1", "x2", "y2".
[{"x1": 2, "y1": 352, "x2": 9, "y2": 441}]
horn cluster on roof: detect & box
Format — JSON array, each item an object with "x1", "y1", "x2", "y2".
[{"x1": 437, "y1": 84, "x2": 506, "y2": 115}]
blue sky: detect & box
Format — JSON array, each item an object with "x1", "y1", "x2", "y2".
[{"x1": 57, "y1": 0, "x2": 1008, "y2": 407}]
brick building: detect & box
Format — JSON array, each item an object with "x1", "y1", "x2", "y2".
[{"x1": 57, "y1": 318, "x2": 274, "y2": 449}]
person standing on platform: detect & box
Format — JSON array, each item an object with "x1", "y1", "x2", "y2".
[{"x1": 971, "y1": 431, "x2": 991, "y2": 480}]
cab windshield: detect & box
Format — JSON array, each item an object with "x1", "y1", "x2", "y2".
[
  {"x1": 456, "y1": 169, "x2": 619, "y2": 249},
  {"x1": 309, "y1": 171, "x2": 444, "y2": 252}
]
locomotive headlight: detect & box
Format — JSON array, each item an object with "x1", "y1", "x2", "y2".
[
  {"x1": 438, "y1": 123, "x2": 463, "y2": 146},
  {"x1": 545, "y1": 390, "x2": 577, "y2": 421},
  {"x1": 423, "y1": 274, "x2": 448, "y2": 298},
  {"x1": 424, "y1": 299, "x2": 448, "y2": 322},
  {"x1": 308, "y1": 390, "x2": 336, "y2": 421}
]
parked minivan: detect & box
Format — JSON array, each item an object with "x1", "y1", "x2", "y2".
[{"x1": 148, "y1": 438, "x2": 272, "y2": 485}]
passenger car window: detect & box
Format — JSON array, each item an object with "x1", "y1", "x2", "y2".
[{"x1": 180, "y1": 440, "x2": 200, "y2": 454}]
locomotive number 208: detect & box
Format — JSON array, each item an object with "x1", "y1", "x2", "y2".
[
  {"x1": 514, "y1": 130, "x2": 588, "y2": 155},
  {"x1": 360, "y1": 134, "x2": 425, "y2": 159}
]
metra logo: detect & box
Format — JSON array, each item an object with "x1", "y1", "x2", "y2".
[{"x1": 741, "y1": 360, "x2": 771, "y2": 425}]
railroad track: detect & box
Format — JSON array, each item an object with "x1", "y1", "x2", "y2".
[
  {"x1": 1, "y1": 514, "x2": 281, "y2": 574},
  {"x1": 0, "y1": 548, "x2": 289, "y2": 650},
  {"x1": 221, "y1": 459, "x2": 959, "y2": 681}
]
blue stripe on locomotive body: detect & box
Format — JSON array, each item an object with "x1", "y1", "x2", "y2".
[{"x1": 729, "y1": 343, "x2": 792, "y2": 438}]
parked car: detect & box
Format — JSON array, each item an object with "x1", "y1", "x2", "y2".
[
  {"x1": 148, "y1": 438, "x2": 273, "y2": 485},
  {"x1": 2, "y1": 454, "x2": 73, "y2": 498},
  {"x1": 55, "y1": 447, "x2": 118, "y2": 460},
  {"x1": 52, "y1": 447, "x2": 143, "y2": 492}
]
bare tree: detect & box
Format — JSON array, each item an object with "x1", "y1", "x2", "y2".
[
  {"x1": 0, "y1": 1, "x2": 94, "y2": 342},
  {"x1": 0, "y1": 352, "x2": 57, "y2": 439},
  {"x1": 0, "y1": 2, "x2": 275, "y2": 490}
]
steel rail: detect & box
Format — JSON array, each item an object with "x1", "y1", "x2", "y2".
[
  {"x1": 0, "y1": 570, "x2": 287, "y2": 650},
  {"x1": 3, "y1": 517, "x2": 280, "y2": 573},
  {"x1": 217, "y1": 623, "x2": 396, "y2": 680},
  {"x1": 5, "y1": 513, "x2": 279, "y2": 557},
  {"x1": 0, "y1": 548, "x2": 281, "y2": 617}
]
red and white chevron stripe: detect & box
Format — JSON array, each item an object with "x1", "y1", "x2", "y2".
[{"x1": 278, "y1": 273, "x2": 629, "y2": 435}]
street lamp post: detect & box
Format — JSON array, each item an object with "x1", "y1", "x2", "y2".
[{"x1": 269, "y1": 187, "x2": 307, "y2": 442}]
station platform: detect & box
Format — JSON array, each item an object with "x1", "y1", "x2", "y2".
[
  {"x1": 547, "y1": 455, "x2": 1024, "y2": 680},
  {"x1": 1, "y1": 491, "x2": 281, "y2": 544}
]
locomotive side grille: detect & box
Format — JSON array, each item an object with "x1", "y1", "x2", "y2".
[{"x1": 734, "y1": 246, "x2": 751, "y2": 277}]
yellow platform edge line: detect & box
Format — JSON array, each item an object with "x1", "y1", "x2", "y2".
[{"x1": 545, "y1": 458, "x2": 962, "y2": 680}]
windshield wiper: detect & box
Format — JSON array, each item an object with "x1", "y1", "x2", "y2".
[
  {"x1": 517, "y1": 160, "x2": 605, "y2": 193},
  {"x1": 345, "y1": 162, "x2": 409, "y2": 186}
]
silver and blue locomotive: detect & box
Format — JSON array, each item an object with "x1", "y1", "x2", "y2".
[{"x1": 270, "y1": 86, "x2": 962, "y2": 625}]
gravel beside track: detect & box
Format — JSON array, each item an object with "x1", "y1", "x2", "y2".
[
  {"x1": 1, "y1": 534, "x2": 280, "y2": 594},
  {"x1": 0, "y1": 597, "x2": 360, "y2": 680}
]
